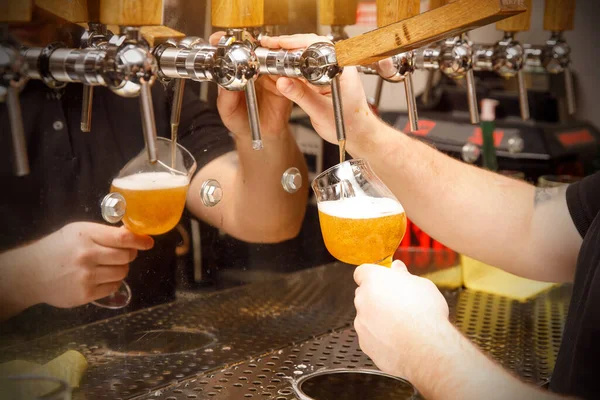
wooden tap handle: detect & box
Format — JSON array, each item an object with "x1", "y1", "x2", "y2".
[
  {"x1": 544, "y1": 0, "x2": 576, "y2": 32},
  {"x1": 377, "y1": 0, "x2": 420, "y2": 28},
  {"x1": 264, "y1": 0, "x2": 288, "y2": 26},
  {"x1": 319, "y1": 0, "x2": 358, "y2": 26},
  {"x1": 497, "y1": 0, "x2": 531, "y2": 32},
  {"x1": 428, "y1": 0, "x2": 449, "y2": 10},
  {"x1": 35, "y1": 0, "x2": 96, "y2": 23},
  {"x1": 141, "y1": 26, "x2": 185, "y2": 47},
  {"x1": 1, "y1": 1, "x2": 33, "y2": 22},
  {"x1": 99, "y1": 0, "x2": 163, "y2": 26},
  {"x1": 335, "y1": 0, "x2": 526, "y2": 66},
  {"x1": 212, "y1": 0, "x2": 264, "y2": 28}
]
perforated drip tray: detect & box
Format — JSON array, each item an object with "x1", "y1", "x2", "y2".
[
  {"x1": 101, "y1": 329, "x2": 215, "y2": 356},
  {"x1": 295, "y1": 369, "x2": 418, "y2": 400}
]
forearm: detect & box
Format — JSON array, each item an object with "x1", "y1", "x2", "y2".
[
  {"x1": 348, "y1": 118, "x2": 571, "y2": 280},
  {"x1": 0, "y1": 246, "x2": 41, "y2": 320},
  {"x1": 230, "y1": 129, "x2": 308, "y2": 241},
  {"x1": 409, "y1": 321, "x2": 566, "y2": 400}
]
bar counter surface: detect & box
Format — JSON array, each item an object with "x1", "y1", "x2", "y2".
[{"x1": 0, "y1": 262, "x2": 571, "y2": 399}]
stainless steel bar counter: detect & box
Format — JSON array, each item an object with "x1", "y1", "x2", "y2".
[{"x1": 0, "y1": 263, "x2": 571, "y2": 399}]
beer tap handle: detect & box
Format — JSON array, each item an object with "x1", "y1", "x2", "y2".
[
  {"x1": 139, "y1": 78, "x2": 158, "y2": 163},
  {"x1": 7, "y1": 83, "x2": 30, "y2": 176},
  {"x1": 244, "y1": 79, "x2": 263, "y2": 150},
  {"x1": 466, "y1": 69, "x2": 480, "y2": 124},
  {"x1": 81, "y1": 84, "x2": 94, "y2": 132},
  {"x1": 544, "y1": 0, "x2": 576, "y2": 32}
]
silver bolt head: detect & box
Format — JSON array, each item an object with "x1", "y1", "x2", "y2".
[
  {"x1": 281, "y1": 167, "x2": 303, "y2": 194},
  {"x1": 507, "y1": 135, "x2": 525, "y2": 154},
  {"x1": 101, "y1": 192, "x2": 126, "y2": 224},
  {"x1": 200, "y1": 179, "x2": 223, "y2": 207},
  {"x1": 462, "y1": 142, "x2": 481, "y2": 163}
]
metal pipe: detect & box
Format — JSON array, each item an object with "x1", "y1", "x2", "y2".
[
  {"x1": 404, "y1": 74, "x2": 419, "y2": 132},
  {"x1": 7, "y1": 84, "x2": 30, "y2": 176},
  {"x1": 373, "y1": 76, "x2": 384, "y2": 109},
  {"x1": 245, "y1": 79, "x2": 263, "y2": 150},
  {"x1": 331, "y1": 75, "x2": 346, "y2": 143},
  {"x1": 516, "y1": 70, "x2": 530, "y2": 121},
  {"x1": 465, "y1": 69, "x2": 480, "y2": 124},
  {"x1": 139, "y1": 79, "x2": 158, "y2": 163},
  {"x1": 81, "y1": 85, "x2": 94, "y2": 132},
  {"x1": 564, "y1": 67, "x2": 576, "y2": 116},
  {"x1": 170, "y1": 78, "x2": 185, "y2": 166}
]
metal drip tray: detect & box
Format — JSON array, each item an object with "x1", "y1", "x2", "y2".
[
  {"x1": 102, "y1": 329, "x2": 215, "y2": 356},
  {"x1": 295, "y1": 369, "x2": 418, "y2": 400}
]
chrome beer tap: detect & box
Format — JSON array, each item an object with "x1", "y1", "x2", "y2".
[
  {"x1": 473, "y1": 33, "x2": 530, "y2": 120},
  {"x1": 153, "y1": 31, "x2": 263, "y2": 150},
  {"x1": 79, "y1": 23, "x2": 113, "y2": 132},
  {"x1": 21, "y1": 27, "x2": 160, "y2": 162},
  {"x1": 543, "y1": 32, "x2": 575, "y2": 116},
  {"x1": 1, "y1": 26, "x2": 29, "y2": 176},
  {"x1": 254, "y1": 42, "x2": 346, "y2": 153}
]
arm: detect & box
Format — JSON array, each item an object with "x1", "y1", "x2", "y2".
[
  {"x1": 353, "y1": 263, "x2": 574, "y2": 400},
  {"x1": 185, "y1": 33, "x2": 308, "y2": 244},
  {"x1": 0, "y1": 223, "x2": 153, "y2": 320},
  {"x1": 270, "y1": 35, "x2": 581, "y2": 282}
]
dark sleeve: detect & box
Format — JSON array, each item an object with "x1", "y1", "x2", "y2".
[
  {"x1": 567, "y1": 172, "x2": 600, "y2": 238},
  {"x1": 176, "y1": 82, "x2": 235, "y2": 170}
]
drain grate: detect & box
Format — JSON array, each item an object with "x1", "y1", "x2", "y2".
[{"x1": 0, "y1": 264, "x2": 571, "y2": 400}]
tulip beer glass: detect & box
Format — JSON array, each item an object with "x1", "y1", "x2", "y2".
[
  {"x1": 312, "y1": 159, "x2": 407, "y2": 267},
  {"x1": 97, "y1": 137, "x2": 197, "y2": 308}
]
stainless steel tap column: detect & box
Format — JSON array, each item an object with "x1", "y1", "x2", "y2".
[{"x1": 1, "y1": 30, "x2": 29, "y2": 176}]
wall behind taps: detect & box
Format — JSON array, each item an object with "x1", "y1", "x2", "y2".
[{"x1": 322, "y1": 0, "x2": 600, "y2": 128}]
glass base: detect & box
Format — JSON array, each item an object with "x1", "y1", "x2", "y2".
[
  {"x1": 91, "y1": 281, "x2": 132, "y2": 309},
  {"x1": 376, "y1": 255, "x2": 394, "y2": 268}
]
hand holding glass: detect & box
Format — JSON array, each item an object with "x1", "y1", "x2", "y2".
[{"x1": 97, "y1": 138, "x2": 197, "y2": 308}]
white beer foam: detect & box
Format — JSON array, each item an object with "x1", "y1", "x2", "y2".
[
  {"x1": 112, "y1": 172, "x2": 189, "y2": 191},
  {"x1": 318, "y1": 196, "x2": 404, "y2": 219}
]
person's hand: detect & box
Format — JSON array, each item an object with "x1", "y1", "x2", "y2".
[
  {"x1": 353, "y1": 261, "x2": 450, "y2": 379},
  {"x1": 261, "y1": 34, "x2": 381, "y2": 146},
  {"x1": 27, "y1": 222, "x2": 154, "y2": 308},
  {"x1": 209, "y1": 32, "x2": 294, "y2": 139}
]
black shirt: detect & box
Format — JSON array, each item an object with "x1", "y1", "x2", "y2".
[
  {"x1": 551, "y1": 172, "x2": 600, "y2": 398},
  {"x1": 0, "y1": 80, "x2": 234, "y2": 334}
]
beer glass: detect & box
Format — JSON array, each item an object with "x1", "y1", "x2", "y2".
[
  {"x1": 312, "y1": 159, "x2": 407, "y2": 267},
  {"x1": 96, "y1": 137, "x2": 197, "y2": 308}
]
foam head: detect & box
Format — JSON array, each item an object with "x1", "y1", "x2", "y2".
[
  {"x1": 112, "y1": 172, "x2": 190, "y2": 191},
  {"x1": 317, "y1": 196, "x2": 404, "y2": 219}
]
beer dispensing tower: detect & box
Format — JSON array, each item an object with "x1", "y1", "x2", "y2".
[{"x1": 1, "y1": 2, "x2": 32, "y2": 176}]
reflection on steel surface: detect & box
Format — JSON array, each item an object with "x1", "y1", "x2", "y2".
[{"x1": 0, "y1": 264, "x2": 570, "y2": 399}]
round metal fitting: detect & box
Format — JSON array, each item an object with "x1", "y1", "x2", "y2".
[
  {"x1": 376, "y1": 51, "x2": 414, "y2": 82},
  {"x1": 101, "y1": 192, "x2": 126, "y2": 224},
  {"x1": 440, "y1": 36, "x2": 473, "y2": 78},
  {"x1": 200, "y1": 179, "x2": 223, "y2": 207},
  {"x1": 0, "y1": 42, "x2": 25, "y2": 84},
  {"x1": 543, "y1": 34, "x2": 571, "y2": 74},
  {"x1": 492, "y1": 35, "x2": 524, "y2": 79},
  {"x1": 507, "y1": 135, "x2": 525, "y2": 154},
  {"x1": 38, "y1": 42, "x2": 68, "y2": 89},
  {"x1": 281, "y1": 167, "x2": 303, "y2": 194},
  {"x1": 299, "y1": 42, "x2": 342, "y2": 86},
  {"x1": 461, "y1": 142, "x2": 481, "y2": 163},
  {"x1": 214, "y1": 41, "x2": 259, "y2": 91}
]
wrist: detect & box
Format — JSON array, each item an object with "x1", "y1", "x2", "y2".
[
  {"x1": 347, "y1": 115, "x2": 405, "y2": 160},
  {"x1": 0, "y1": 243, "x2": 44, "y2": 317}
]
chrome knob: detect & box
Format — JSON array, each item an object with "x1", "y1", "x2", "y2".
[
  {"x1": 101, "y1": 193, "x2": 126, "y2": 224},
  {"x1": 462, "y1": 142, "x2": 481, "y2": 164},
  {"x1": 281, "y1": 167, "x2": 303, "y2": 193},
  {"x1": 507, "y1": 135, "x2": 524, "y2": 154},
  {"x1": 200, "y1": 179, "x2": 223, "y2": 207}
]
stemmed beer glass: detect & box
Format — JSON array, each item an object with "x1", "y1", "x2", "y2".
[
  {"x1": 97, "y1": 137, "x2": 197, "y2": 308},
  {"x1": 312, "y1": 159, "x2": 407, "y2": 267}
]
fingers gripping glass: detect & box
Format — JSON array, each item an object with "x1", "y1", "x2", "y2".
[
  {"x1": 96, "y1": 138, "x2": 197, "y2": 308},
  {"x1": 312, "y1": 159, "x2": 407, "y2": 267}
]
